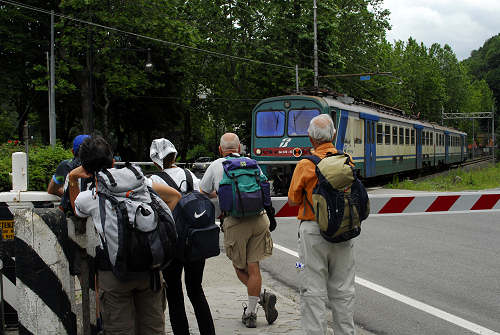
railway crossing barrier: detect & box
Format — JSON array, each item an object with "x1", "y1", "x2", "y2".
[
  {"x1": 2, "y1": 152, "x2": 500, "y2": 334},
  {"x1": 261, "y1": 192, "x2": 500, "y2": 218}
]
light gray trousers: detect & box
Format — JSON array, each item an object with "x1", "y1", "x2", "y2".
[{"x1": 298, "y1": 221, "x2": 356, "y2": 335}]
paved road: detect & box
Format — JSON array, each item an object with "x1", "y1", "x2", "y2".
[{"x1": 262, "y1": 212, "x2": 500, "y2": 335}]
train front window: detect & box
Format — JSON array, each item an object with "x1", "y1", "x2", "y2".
[
  {"x1": 255, "y1": 110, "x2": 285, "y2": 137},
  {"x1": 288, "y1": 109, "x2": 320, "y2": 136}
]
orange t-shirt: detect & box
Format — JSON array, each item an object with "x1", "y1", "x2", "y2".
[{"x1": 288, "y1": 143, "x2": 339, "y2": 221}]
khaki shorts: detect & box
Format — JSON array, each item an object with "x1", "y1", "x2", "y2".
[{"x1": 223, "y1": 213, "x2": 273, "y2": 269}]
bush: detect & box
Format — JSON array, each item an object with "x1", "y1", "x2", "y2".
[{"x1": 0, "y1": 142, "x2": 73, "y2": 192}]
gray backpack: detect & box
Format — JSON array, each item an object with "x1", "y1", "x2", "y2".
[{"x1": 96, "y1": 164, "x2": 177, "y2": 282}]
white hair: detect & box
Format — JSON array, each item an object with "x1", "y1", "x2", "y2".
[
  {"x1": 220, "y1": 133, "x2": 240, "y2": 151},
  {"x1": 308, "y1": 114, "x2": 336, "y2": 143}
]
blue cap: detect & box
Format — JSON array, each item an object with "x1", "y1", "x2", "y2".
[{"x1": 73, "y1": 135, "x2": 90, "y2": 155}]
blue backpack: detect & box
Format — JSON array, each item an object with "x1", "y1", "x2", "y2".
[
  {"x1": 152, "y1": 170, "x2": 220, "y2": 262},
  {"x1": 218, "y1": 156, "x2": 271, "y2": 217}
]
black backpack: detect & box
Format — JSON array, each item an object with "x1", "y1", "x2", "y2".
[
  {"x1": 96, "y1": 164, "x2": 177, "y2": 284},
  {"x1": 304, "y1": 152, "x2": 369, "y2": 243},
  {"x1": 154, "y1": 170, "x2": 220, "y2": 262}
]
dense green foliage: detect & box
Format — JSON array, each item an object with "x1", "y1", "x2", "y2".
[
  {"x1": 1, "y1": 0, "x2": 497, "y2": 162},
  {"x1": 386, "y1": 163, "x2": 500, "y2": 192},
  {"x1": 0, "y1": 143, "x2": 72, "y2": 192}
]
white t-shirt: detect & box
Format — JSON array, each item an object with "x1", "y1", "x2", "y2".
[
  {"x1": 148, "y1": 166, "x2": 200, "y2": 192},
  {"x1": 199, "y1": 157, "x2": 230, "y2": 194}
]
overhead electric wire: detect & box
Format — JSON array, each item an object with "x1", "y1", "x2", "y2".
[{"x1": 0, "y1": 0, "x2": 308, "y2": 72}]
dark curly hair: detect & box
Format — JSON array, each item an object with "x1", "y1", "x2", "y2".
[{"x1": 79, "y1": 135, "x2": 113, "y2": 175}]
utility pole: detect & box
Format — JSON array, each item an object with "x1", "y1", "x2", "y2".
[
  {"x1": 493, "y1": 106, "x2": 495, "y2": 162},
  {"x1": 313, "y1": 0, "x2": 318, "y2": 89},
  {"x1": 295, "y1": 64, "x2": 299, "y2": 93},
  {"x1": 46, "y1": 52, "x2": 51, "y2": 127},
  {"x1": 49, "y1": 10, "x2": 56, "y2": 147}
]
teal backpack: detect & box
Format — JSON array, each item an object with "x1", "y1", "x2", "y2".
[{"x1": 218, "y1": 156, "x2": 271, "y2": 217}]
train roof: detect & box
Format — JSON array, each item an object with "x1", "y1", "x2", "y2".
[{"x1": 255, "y1": 94, "x2": 466, "y2": 136}]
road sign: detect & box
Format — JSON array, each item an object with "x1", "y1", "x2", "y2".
[{"x1": 360, "y1": 75, "x2": 371, "y2": 81}]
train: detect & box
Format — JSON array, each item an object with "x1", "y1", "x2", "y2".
[{"x1": 250, "y1": 93, "x2": 467, "y2": 195}]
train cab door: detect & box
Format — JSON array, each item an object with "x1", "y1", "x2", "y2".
[
  {"x1": 444, "y1": 132, "x2": 450, "y2": 164},
  {"x1": 335, "y1": 109, "x2": 349, "y2": 151},
  {"x1": 360, "y1": 113, "x2": 378, "y2": 177},
  {"x1": 415, "y1": 125, "x2": 423, "y2": 169}
]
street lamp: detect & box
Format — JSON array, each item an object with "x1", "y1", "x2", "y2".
[{"x1": 145, "y1": 48, "x2": 153, "y2": 72}]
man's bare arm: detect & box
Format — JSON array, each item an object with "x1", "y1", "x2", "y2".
[
  {"x1": 47, "y1": 179, "x2": 64, "y2": 197},
  {"x1": 200, "y1": 187, "x2": 217, "y2": 199},
  {"x1": 68, "y1": 166, "x2": 92, "y2": 214}
]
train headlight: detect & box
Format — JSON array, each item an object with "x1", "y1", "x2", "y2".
[{"x1": 255, "y1": 149, "x2": 262, "y2": 155}]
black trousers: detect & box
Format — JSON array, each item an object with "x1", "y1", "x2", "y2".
[{"x1": 164, "y1": 258, "x2": 215, "y2": 335}]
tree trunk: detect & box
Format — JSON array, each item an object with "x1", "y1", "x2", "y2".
[
  {"x1": 181, "y1": 107, "x2": 191, "y2": 161},
  {"x1": 80, "y1": 70, "x2": 92, "y2": 134}
]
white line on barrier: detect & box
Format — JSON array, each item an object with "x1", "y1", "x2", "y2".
[{"x1": 273, "y1": 242, "x2": 500, "y2": 335}]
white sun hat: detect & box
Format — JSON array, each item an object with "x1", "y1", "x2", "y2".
[{"x1": 149, "y1": 138, "x2": 177, "y2": 169}]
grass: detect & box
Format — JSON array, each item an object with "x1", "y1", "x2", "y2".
[{"x1": 385, "y1": 163, "x2": 500, "y2": 192}]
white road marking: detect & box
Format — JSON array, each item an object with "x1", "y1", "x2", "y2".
[{"x1": 273, "y1": 241, "x2": 500, "y2": 335}]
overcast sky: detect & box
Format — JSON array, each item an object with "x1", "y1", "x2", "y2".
[{"x1": 382, "y1": 0, "x2": 500, "y2": 60}]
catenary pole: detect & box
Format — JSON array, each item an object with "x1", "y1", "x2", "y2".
[
  {"x1": 49, "y1": 10, "x2": 56, "y2": 147},
  {"x1": 296, "y1": 64, "x2": 299, "y2": 93},
  {"x1": 46, "y1": 52, "x2": 51, "y2": 127},
  {"x1": 493, "y1": 106, "x2": 495, "y2": 161},
  {"x1": 313, "y1": 0, "x2": 318, "y2": 89}
]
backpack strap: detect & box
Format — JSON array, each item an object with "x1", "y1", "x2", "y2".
[
  {"x1": 101, "y1": 169, "x2": 117, "y2": 187},
  {"x1": 154, "y1": 171, "x2": 181, "y2": 193},
  {"x1": 183, "y1": 169, "x2": 194, "y2": 193},
  {"x1": 303, "y1": 155, "x2": 321, "y2": 166},
  {"x1": 301, "y1": 156, "x2": 321, "y2": 217},
  {"x1": 125, "y1": 163, "x2": 143, "y2": 180}
]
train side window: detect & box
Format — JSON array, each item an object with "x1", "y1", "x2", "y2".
[
  {"x1": 426, "y1": 132, "x2": 429, "y2": 146},
  {"x1": 288, "y1": 109, "x2": 320, "y2": 136},
  {"x1": 405, "y1": 128, "x2": 410, "y2": 146},
  {"x1": 399, "y1": 127, "x2": 404, "y2": 145},
  {"x1": 255, "y1": 110, "x2": 285, "y2": 137},
  {"x1": 377, "y1": 123, "x2": 383, "y2": 144},
  {"x1": 431, "y1": 132, "x2": 433, "y2": 146},
  {"x1": 393, "y1": 126, "x2": 398, "y2": 144},
  {"x1": 385, "y1": 125, "x2": 391, "y2": 144},
  {"x1": 411, "y1": 129, "x2": 415, "y2": 145}
]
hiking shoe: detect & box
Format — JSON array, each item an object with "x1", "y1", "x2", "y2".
[
  {"x1": 242, "y1": 305, "x2": 257, "y2": 328},
  {"x1": 259, "y1": 289, "x2": 278, "y2": 324}
]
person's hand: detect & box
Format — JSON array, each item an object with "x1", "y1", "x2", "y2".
[
  {"x1": 268, "y1": 215, "x2": 277, "y2": 232},
  {"x1": 265, "y1": 206, "x2": 277, "y2": 232},
  {"x1": 68, "y1": 166, "x2": 92, "y2": 182}
]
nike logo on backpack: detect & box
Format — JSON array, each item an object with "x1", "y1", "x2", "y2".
[{"x1": 194, "y1": 210, "x2": 206, "y2": 219}]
